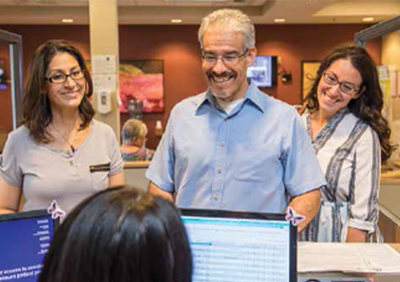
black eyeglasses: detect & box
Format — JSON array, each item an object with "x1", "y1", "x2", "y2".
[
  {"x1": 201, "y1": 49, "x2": 248, "y2": 66},
  {"x1": 322, "y1": 72, "x2": 361, "y2": 95},
  {"x1": 46, "y1": 69, "x2": 85, "y2": 84}
]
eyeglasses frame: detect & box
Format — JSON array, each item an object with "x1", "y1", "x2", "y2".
[
  {"x1": 45, "y1": 69, "x2": 86, "y2": 84},
  {"x1": 201, "y1": 48, "x2": 249, "y2": 66},
  {"x1": 322, "y1": 71, "x2": 362, "y2": 96}
]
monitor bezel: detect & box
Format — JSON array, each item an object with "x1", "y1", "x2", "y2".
[
  {"x1": 180, "y1": 208, "x2": 297, "y2": 282},
  {"x1": 0, "y1": 209, "x2": 60, "y2": 229}
]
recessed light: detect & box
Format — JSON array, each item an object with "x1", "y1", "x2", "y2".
[
  {"x1": 274, "y1": 18, "x2": 285, "y2": 23},
  {"x1": 62, "y1": 19, "x2": 74, "y2": 23},
  {"x1": 363, "y1": 17, "x2": 374, "y2": 22},
  {"x1": 171, "y1": 19, "x2": 182, "y2": 24}
]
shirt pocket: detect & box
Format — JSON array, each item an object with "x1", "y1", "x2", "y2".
[
  {"x1": 233, "y1": 144, "x2": 280, "y2": 183},
  {"x1": 89, "y1": 162, "x2": 110, "y2": 192}
]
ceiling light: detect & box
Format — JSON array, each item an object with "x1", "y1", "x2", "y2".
[
  {"x1": 363, "y1": 17, "x2": 374, "y2": 22},
  {"x1": 274, "y1": 19, "x2": 286, "y2": 23},
  {"x1": 62, "y1": 19, "x2": 74, "y2": 23},
  {"x1": 171, "y1": 19, "x2": 182, "y2": 24}
]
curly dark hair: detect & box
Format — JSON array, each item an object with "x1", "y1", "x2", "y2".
[
  {"x1": 304, "y1": 45, "x2": 396, "y2": 163},
  {"x1": 22, "y1": 39, "x2": 95, "y2": 144}
]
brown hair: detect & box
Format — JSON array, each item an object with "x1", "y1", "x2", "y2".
[
  {"x1": 22, "y1": 39, "x2": 95, "y2": 144},
  {"x1": 304, "y1": 46, "x2": 396, "y2": 163}
]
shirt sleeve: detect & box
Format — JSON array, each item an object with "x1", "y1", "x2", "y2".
[
  {"x1": 0, "y1": 132, "x2": 23, "y2": 187},
  {"x1": 282, "y1": 112, "x2": 326, "y2": 197},
  {"x1": 145, "y1": 111, "x2": 176, "y2": 193},
  {"x1": 108, "y1": 127, "x2": 124, "y2": 176},
  {"x1": 348, "y1": 128, "x2": 380, "y2": 233}
]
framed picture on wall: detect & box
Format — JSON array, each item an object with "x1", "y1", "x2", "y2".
[
  {"x1": 119, "y1": 60, "x2": 164, "y2": 113},
  {"x1": 86, "y1": 59, "x2": 165, "y2": 113},
  {"x1": 301, "y1": 60, "x2": 321, "y2": 101}
]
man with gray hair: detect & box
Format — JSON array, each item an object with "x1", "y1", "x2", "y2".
[{"x1": 146, "y1": 9, "x2": 325, "y2": 231}]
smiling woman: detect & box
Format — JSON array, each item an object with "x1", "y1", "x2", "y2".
[
  {"x1": 299, "y1": 46, "x2": 397, "y2": 243},
  {"x1": 0, "y1": 40, "x2": 124, "y2": 216}
]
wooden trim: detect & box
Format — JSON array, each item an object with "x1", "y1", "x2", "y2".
[{"x1": 124, "y1": 161, "x2": 150, "y2": 169}]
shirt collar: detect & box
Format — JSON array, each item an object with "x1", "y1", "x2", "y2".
[{"x1": 195, "y1": 79, "x2": 264, "y2": 113}]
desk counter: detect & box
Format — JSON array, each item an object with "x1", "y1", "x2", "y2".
[{"x1": 299, "y1": 244, "x2": 400, "y2": 282}]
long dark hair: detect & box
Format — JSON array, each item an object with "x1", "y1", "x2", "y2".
[
  {"x1": 38, "y1": 186, "x2": 193, "y2": 282},
  {"x1": 304, "y1": 46, "x2": 396, "y2": 162},
  {"x1": 22, "y1": 39, "x2": 95, "y2": 144}
]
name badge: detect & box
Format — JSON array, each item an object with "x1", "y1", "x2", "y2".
[{"x1": 89, "y1": 162, "x2": 111, "y2": 173}]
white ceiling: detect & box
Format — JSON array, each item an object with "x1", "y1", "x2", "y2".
[{"x1": 0, "y1": 0, "x2": 399, "y2": 25}]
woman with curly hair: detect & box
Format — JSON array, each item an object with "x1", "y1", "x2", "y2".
[
  {"x1": 299, "y1": 46, "x2": 396, "y2": 242},
  {"x1": 0, "y1": 40, "x2": 124, "y2": 215}
]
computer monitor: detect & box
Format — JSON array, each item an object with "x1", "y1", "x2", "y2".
[
  {"x1": 246, "y1": 55, "x2": 278, "y2": 87},
  {"x1": 0, "y1": 210, "x2": 59, "y2": 282},
  {"x1": 180, "y1": 209, "x2": 296, "y2": 282}
]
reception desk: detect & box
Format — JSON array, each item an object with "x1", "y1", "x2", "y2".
[
  {"x1": 298, "y1": 244, "x2": 400, "y2": 282},
  {"x1": 379, "y1": 166, "x2": 400, "y2": 243},
  {"x1": 123, "y1": 161, "x2": 150, "y2": 191}
]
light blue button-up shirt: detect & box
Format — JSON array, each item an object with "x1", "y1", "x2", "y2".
[{"x1": 146, "y1": 81, "x2": 326, "y2": 213}]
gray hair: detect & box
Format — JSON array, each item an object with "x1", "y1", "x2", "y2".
[
  {"x1": 198, "y1": 9, "x2": 256, "y2": 50},
  {"x1": 121, "y1": 119, "x2": 148, "y2": 143}
]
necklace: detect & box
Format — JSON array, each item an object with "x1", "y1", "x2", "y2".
[{"x1": 52, "y1": 122, "x2": 78, "y2": 153}]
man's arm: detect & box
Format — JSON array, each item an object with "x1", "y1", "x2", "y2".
[
  {"x1": 288, "y1": 188, "x2": 320, "y2": 232},
  {"x1": 149, "y1": 182, "x2": 174, "y2": 203}
]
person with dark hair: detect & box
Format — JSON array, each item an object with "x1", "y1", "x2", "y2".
[
  {"x1": 121, "y1": 119, "x2": 154, "y2": 161},
  {"x1": 299, "y1": 46, "x2": 397, "y2": 242},
  {"x1": 38, "y1": 185, "x2": 192, "y2": 282},
  {"x1": 0, "y1": 40, "x2": 124, "y2": 215}
]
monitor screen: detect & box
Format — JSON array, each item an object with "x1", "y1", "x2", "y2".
[
  {"x1": 0, "y1": 210, "x2": 59, "y2": 282},
  {"x1": 181, "y1": 209, "x2": 296, "y2": 282},
  {"x1": 247, "y1": 56, "x2": 277, "y2": 87}
]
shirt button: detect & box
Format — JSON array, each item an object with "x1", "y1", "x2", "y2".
[
  {"x1": 66, "y1": 150, "x2": 72, "y2": 156},
  {"x1": 213, "y1": 195, "x2": 219, "y2": 201},
  {"x1": 69, "y1": 161, "x2": 74, "y2": 166},
  {"x1": 220, "y1": 142, "x2": 225, "y2": 148},
  {"x1": 217, "y1": 168, "x2": 222, "y2": 174}
]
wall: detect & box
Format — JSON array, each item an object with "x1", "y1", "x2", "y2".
[
  {"x1": 0, "y1": 42, "x2": 12, "y2": 132},
  {"x1": 382, "y1": 30, "x2": 400, "y2": 161},
  {"x1": 0, "y1": 24, "x2": 380, "y2": 149}
]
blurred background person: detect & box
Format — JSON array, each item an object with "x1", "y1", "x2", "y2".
[
  {"x1": 38, "y1": 185, "x2": 192, "y2": 282},
  {"x1": 299, "y1": 46, "x2": 396, "y2": 242},
  {"x1": 121, "y1": 118, "x2": 154, "y2": 161},
  {"x1": 0, "y1": 40, "x2": 124, "y2": 215}
]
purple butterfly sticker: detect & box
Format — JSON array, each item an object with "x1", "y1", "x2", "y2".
[
  {"x1": 285, "y1": 206, "x2": 305, "y2": 226},
  {"x1": 47, "y1": 200, "x2": 66, "y2": 220}
]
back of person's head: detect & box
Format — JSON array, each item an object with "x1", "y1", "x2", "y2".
[
  {"x1": 38, "y1": 186, "x2": 192, "y2": 282},
  {"x1": 22, "y1": 39, "x2": 94, "y2": 143},
  {"x1": 122, "y1": 119, "x2": 148, "y2": 144},
  {"x1": 198, "y1": 9, "x2": 255, "y2": 50}
]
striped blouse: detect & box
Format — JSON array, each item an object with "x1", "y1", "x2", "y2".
[{"x1": 299, "y1": 107, "x2": 381, "y2": 242}]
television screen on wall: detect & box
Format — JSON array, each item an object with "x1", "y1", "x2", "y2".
[{"x1": 247, "y1": 56, "x2": 277, "y2": 88}]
